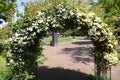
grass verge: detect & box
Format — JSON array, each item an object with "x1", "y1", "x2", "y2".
[{"x1": 42, "y1": 36, "x2": 86, "y2": 45}]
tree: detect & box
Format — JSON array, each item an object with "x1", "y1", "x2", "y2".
[
  {"x1": 0, "y1": 0, "x2": 16, "y2": 40},
  {"x1": 0, "y1": 0, "x2": 16, "y2": 24},
  {"x1": 24, "y1": 1, "x2": 42, "y2": 17},
  {"x1": 0, "y1": 24, "x2": 12, "y2": 39},
  {"x1": 92, "y1": 0, "x2": 120, "y2": 33},
  {"x1": 90, "y1": 0, "x2": 120, "y2": 44}
]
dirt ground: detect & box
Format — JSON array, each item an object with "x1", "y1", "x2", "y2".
[{"x1": 38, "y1": 41, "x2": 120, "y2": 80}]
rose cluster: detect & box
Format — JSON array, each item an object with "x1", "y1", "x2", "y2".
[
  {"x1": 44, "y1": 4, "x2": 86, "y2": 31},
  {"x1": 87, "y1": 13, "x2": 118, "y2": 66}
]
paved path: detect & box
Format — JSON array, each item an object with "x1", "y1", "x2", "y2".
[{"x1": 38, "y1": 41, "x2": 120, "y2": 80}]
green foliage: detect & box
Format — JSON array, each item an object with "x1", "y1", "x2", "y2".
[
  {"x1": 0, "y1": 24, "x2": 12, "y2": 39},
  {"x1": 44, "y1": 0, "x2": 82, "y2": 8},
  {"x1": 0, "y1": 41, "x2": 8, "y2": 57},
  {"x1": 0, "y1": 42, "x2": 4, "y2": 54},
  {"x1": 118, "y1": 54, "x2": 120, "y2": 60},
  {"x1": 0, "y1": 0, "x2": 16, "y2": 23},
  {"x1": 6, "y1": 1, "x2": 119, "y2": 80},
  {"x1": 117, "y1": 46, "x2": 120, "y2": 60},
  {"x1": 88, "y1": 13, "x2": 118, "y2": 79},
  {"x1": 63, "y1": 29, "x2": 88, "y2": 36},
  {"x1": 98, "y1": 0, "x2": 120, "y2": 24},
  {"x1": 45, "y1": 3, "x2": 88, "y2": 32},
  {"x1": 62, "y1": 29, "x2": 73, "y2": 36},
  {"x1": 37, "y1": 54, "x2": 47, "y2": 64},
  {"x1": 7, "y1": 10, "x2": 47, "y2": 79},
  {"x1": 0, "y1": 33, "x2": 13, "y2": 80},
  {"x1": 0, "y1": 56, "x2": 12, "y2": 80},
  {"x1": 91, "y1": 0, "x2": 120, "y2": 43},
  {"x1": 24, "y1": 1, "x2": 42, "y2": 17}
]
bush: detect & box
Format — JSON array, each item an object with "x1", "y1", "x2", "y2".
[
  {"x1": 0, "y1": 56, "x2": 12, "y2": 80},
  {"x1": 0, "y1": 42, "x2": 4, "y2": 54}
]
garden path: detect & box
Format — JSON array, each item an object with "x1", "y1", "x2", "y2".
[{"x1": 38, "y1": 41, "x2": 120, "y2": 80}]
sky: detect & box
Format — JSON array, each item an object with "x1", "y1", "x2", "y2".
[{"x1": 16, "y1": 0, "x2": 26, "y2": 13}]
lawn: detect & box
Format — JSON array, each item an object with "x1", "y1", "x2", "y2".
[{"x1": 42, "y1": 36, "x2": 87, "y2": 45}]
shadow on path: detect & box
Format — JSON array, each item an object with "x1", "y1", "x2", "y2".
[
  {"x1": 62, "y1": 46, "x2": 93, "y2": 64},
  {"x1": 36, "y1": 66, "x2": 88, "y2": 80}
]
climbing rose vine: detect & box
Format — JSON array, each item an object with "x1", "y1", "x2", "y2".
[
  {"x1": 7, "y1": 11, "x2": 48, "y2": 79},
  {"x1": 87, "y1": 12, "x2": 118, "y2": 77},
  {"x1": 6, "y1": 4, "x2": 118, "y2": 79}
]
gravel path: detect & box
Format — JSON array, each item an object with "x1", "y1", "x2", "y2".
[{"x1": 38, "y1": 41, "x2": 120, "y2": 80}]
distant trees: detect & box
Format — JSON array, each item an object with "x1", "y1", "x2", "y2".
[
  {"x1": 0, "y1": 0, "x2": 16, "y2": 24},
  {"x1": 0, "y1": 24, "x2": 11, "y2": 39},
  {"x1": 24, "y1": 1, "x2": 42, "y2": 17},
  {"x1": 91, "y1": 0, "x2": 120, "y2": 34},
  {"x1": 0, "y1": 0, "x2": 16, "y2": 39},
  {"x1": 90, "y1": 0, "x2": 120, "y2": 44}
]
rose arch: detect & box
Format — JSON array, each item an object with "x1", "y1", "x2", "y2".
[{"x1": 7, "y1": 4, "x2": 118, "y2": 80}]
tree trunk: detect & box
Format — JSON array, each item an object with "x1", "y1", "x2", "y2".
[
  {"x1": 51, "y1": 32, "x2": 58, "y2": 46},
  {"x1": 72, "y1": 31, "x2": 75, "y2": 41}
]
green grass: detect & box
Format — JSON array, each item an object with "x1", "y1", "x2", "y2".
[
  {"x1": 0, "y1": 56, "x2": 12, "y2": 80},
  {"x1": 42, "y1": 36, "x2": 86, "y2": 45}
]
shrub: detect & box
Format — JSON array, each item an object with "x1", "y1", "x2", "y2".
[
  {"x1": 0, "y1": 42, "x2": 4, "y2": 54},
  {"x1": 0, "y1": 56, "x2": 12, "y2": 80}
]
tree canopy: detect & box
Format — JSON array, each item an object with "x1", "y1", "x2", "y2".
[
  {"x1": 0, "y1": 0, "x2": 16, "y2": 24},
  {"x1": 91, "y1": 0, "x2": 120, "y2": 33}
]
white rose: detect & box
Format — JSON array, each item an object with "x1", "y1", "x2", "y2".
[
  {"x1": 10, "y1": 59, "x2": 14, "y2": 63},
  {"x1": 38, "y1": 19, "x2": 43, "y2": 23},
  {"x1": 9, "y1": 38, "x2": 12, "y2": 41},
  {"x1": 15, "y1": 33, "x2": 19, "y2": 37},
  {"x1": 29, "y1": 27, "x2": 33, "y2": 31}
]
